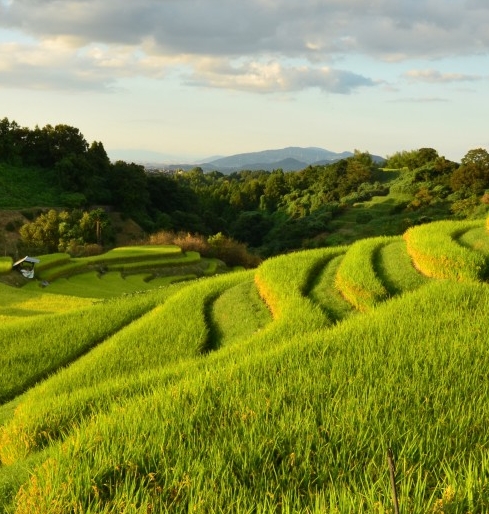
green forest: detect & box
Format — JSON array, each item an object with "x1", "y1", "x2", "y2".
[{"x1": 2, "y1": 116, "x2": 489, "y2": 259}]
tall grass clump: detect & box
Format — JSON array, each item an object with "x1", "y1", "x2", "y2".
[
  {"x1": 335, "y1": 236, "x2": 392, "y2": 311},
  {"x1": 8, "y1": 279, "x2": 489, "y2": 512},
  {"x1": 404, "y1": 219, "x2": 488, "y2": 281}
]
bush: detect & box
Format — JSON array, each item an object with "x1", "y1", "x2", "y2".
[{"x1": 147, "y1": 230, "x2": 261, "y2": 268}]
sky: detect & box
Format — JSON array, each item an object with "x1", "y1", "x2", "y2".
[{"x1": 0, "y1": 0, "x2": 488, "y2": 164}]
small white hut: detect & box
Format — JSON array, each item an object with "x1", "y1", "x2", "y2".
[{"x1": 12, "y1": 256, "x2": 41, "y2": 279}]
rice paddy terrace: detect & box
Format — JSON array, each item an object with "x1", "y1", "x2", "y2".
[{"x1": 1, "y1": 219, "x2": 489, "y2": 512}]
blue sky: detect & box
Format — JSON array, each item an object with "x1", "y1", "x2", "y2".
[{"x1": 0, "y1": 0, "x2": 488, "y2": 163}]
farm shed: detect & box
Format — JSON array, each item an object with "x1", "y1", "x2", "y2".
[{"x1": 12, "y1": 256, "x2": 40, "y2": 279}]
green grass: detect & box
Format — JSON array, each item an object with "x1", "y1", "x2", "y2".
[
  {"x1": 0, "y1": 282, "x2": 93, "y2": 323},
  {"x1": 210, "y1": 278, "x2": 272, "y2": 346},
  {"x1": 457, "y1": 225, "x2": 489, "y2": 255},
  {"x1": 335, "y1": 236, "x2": 392, "y2": 311},
  {"x1": 23, "y1": 271, "x2": 194, "y2": 299},
  {"x1": 404, "y1": 219, "x2": 488, "y2": 281},
  {"x1": 375, "y1": 237, "x2": 429, "y2": 295},
  {"x1": 34, "y1": 246, "x2": 190, "y2": 281},
  {"x1": 0, "y1": 256, "x2": 12, "y2": 274},
  {"x1": 309, "y1": 253, "x2": 355, "y2": 322},
  {"x1": 4, "y1": 220, "x2": 489, "y2": 512},
  {"x1": 4, "y1": 279, "x2": 489, "y2": 512},
  {"x1": 0, "y1": 289, "x2": 169, "y2": 404}
]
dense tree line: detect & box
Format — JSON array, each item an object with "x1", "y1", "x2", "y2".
[{"x1": 2, "y1": 117, "x2": 489, "y2": 257}]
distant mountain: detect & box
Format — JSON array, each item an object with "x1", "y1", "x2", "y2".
[
  {"x1": 204, "y1": 147, "x2": 354, "y2": 171},
  {"x1": 138, "y1": 146, "x2": 385, "y2": 173}
]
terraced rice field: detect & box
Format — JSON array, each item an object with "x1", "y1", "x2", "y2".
[{"x1": 1, "y1": 218, "x2": 489, "y2": 512}]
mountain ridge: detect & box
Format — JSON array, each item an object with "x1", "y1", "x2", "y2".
[{"x1": 157, "y1": 146, "x2": 385, "y2": 173}]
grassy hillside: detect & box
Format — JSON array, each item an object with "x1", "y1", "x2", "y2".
[{"x1": 1, "y1": 218, "x2": 489, "y2": 512}]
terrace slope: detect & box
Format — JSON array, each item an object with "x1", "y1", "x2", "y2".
[{"x1": 1, "y1": 217, "x2": 489, "y2": 512}]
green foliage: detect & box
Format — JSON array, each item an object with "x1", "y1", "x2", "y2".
[
  {"x1": 19, "y1": 208, "x2": 113, "y2": 254},
  {"x1": 451, "y1": 148, "x2": 489, "y2": 194},
  {"x1": 3, "y1": 221, "x2": 489, "y2": 510},
  {"x1": 4, "y1": 269, "x2": 489, "y2": 511},
  {"x1": 0, "y1": 291, "x2": 163, "y2": 404},
  {"x1": 385, "y1": 147, "x2": 439, "y2": 170}
]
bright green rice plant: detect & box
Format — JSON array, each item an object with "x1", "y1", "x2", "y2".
[
  {"x1": 0, "y1": 289, "x2": 167, "y2": 407},
  {"x1": 404, "y1": 219, "x2": 488, "y2": 281},
  {"x1": 0, "y1": 272, "x2": 250, "y2": 462},
  {"x1": 375, "y1": 237, "x2": 429, "y2": 295},
  {"x1": 210, "y1": 278, "x2": 272, "y2": 346},
  {"x1": 34, "y1": 253, "x2": 70, "y2": 273},
  {"x1": 335, "y1": 236, "x2": 392, "y2": 311},
  {"x1": 254, "y1": 247, "x2": 345, "y2": 329},
  {"x1": 8, "y1": 279, "x2": 489, "y2": 512},
  {"x1": 0, "y1": 283, "x2": 93, "y2": 323},
  {"x1": 309, "y1": 253, "x2": 355, "y2": 323},
  {"x1": 457, "y1": 225, "x2": 489, "y2": 255}
]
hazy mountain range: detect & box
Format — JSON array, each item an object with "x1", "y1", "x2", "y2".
[{"x1": 116, "y1": 147, "x2": 385, "y2": 173}]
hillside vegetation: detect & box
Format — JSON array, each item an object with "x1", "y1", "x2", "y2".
[
  {"x1": 2, "y1": 118, "x2": 489, "y2": 259},
  {"x1": 1, "y1": 217, "x2": 489, "y2": 512}
]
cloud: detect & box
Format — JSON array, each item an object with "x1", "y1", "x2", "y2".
[
  {"x1": 390, "y1": 96, "x2": 449, "y2": 103},
  {"x1": 2, "y1": 0, "x2": 488, "y2": 60},
  {"x1": 0, "y1": 0, "x2": 488, "y2": 93},
  {"x1": 186, "y1": 59, "x2": 376, "y2": 94},
  {"x1": 403, "y1": 69, "x2": 484, "y2": 83}
]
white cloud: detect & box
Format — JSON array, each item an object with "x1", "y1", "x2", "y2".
[
  {"x1": 186, "y1": 58, "x2": 375, "y2": 94},
  {"x1": 0, "y1": 0, "x2": 488, "y2": 93},
  {"x1": 403, "y1": 69, "x2": 484, "y2": 83}
]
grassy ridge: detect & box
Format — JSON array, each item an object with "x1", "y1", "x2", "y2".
[
  {"x1": 34, "y1": 246, "x2": 190, "y2": 281},
  {"x1": 375, "y1": 237, "x2": 429, "y2": 295},
  {"x1": 0, "y1": 290, "x2": 169, "y2": 404},
  {"x1": 3, "y1": 218, "x2": 489, "y2": 511},
  {"x1": 23, "y1": 271, "x2": 196, "y2": 299},
  {"x1": 0, "y1": 273, "x2": 250, "y2": 464},
  {"x1": 0, "y1": 282, "x2": 93, "y2": 323},
  {"x1": 6, "y1": 279, "x2": 489, "y2": 512},
  {"x1": 309, "y1": 253, "x2": 355, "y2": 322},
  {"x1": 335, "y1": 236, "x2": 392, "y2": 311},
  {"x1": 404, "y1": 219, "x2": 488, "y2": 281}
]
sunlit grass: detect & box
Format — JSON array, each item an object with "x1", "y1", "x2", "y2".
[
  {"x1": 309, "y1": 253, "x2": 355, "y2": 322},
  {"x1": 5, "y1": 280, "x2": 489, "y2": 512},
  {"x1": 404, "y1": 219, "x2": 488, "y2": 281},
  {"x1": 3, "y1": 225, "x2": 489, "y2": 512},
  {"x1": 0, "y1": 282, "x2": 93, "y2": 323},
  {"x1": 0, "y1": 256, "x2": 12, "y2": 274},
  {"x1": 211, "y1": 278, "x2": 272, "y2": 346},
  {"x1": 375, "y1": 237, "x2": 429, "y2": 295},
  {"x1": 335, "y1": 236, "x2": 391, "y2": 311}
]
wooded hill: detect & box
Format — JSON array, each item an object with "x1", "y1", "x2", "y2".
[{"x1": 1, "y1": 117, "x2": 489, "y2": 258}]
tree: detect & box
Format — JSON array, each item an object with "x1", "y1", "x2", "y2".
[{"x1": 451, "y1": 148, "x2": 489, "y2": 194}]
